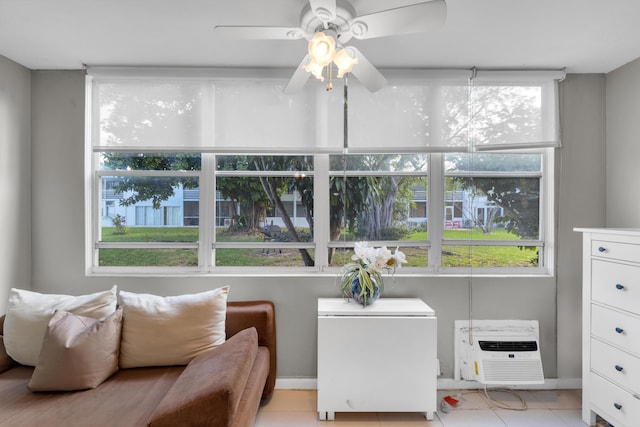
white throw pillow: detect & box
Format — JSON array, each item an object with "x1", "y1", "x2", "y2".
[
  {"x1": 3, "y1": 286, "x2": 118, "y2": 366},
  {"x1": 118, "y1": 286, "x2": 229, "y2": 368}
]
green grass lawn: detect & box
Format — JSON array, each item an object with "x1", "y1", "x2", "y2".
[
  {"x1": 102, "y1": 227, "x2": 199, "y2": 242},
  {"x1": 441, "y1": 228, "x2": 538, "y2": 267},
  {"x1": 99, "y1": 227, "x2": 537, "y2": 267}
]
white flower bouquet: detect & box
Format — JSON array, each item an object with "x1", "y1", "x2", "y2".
[{"x1": 340, "y1": 241, "x2": 407, "y2": 305}]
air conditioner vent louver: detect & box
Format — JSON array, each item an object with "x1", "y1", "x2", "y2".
[
  {"x1": 483, "y1": 360, "x2": 544, "y2": 383},
  {"x1": 479, "y1": 340, "x2": 538, "y2": 352}
]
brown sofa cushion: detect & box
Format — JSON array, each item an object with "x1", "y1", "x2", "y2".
[
  {"x1": 148, "y1": 327, "x2": 258, "y2": 427},
  {"x1": 0, "y1": 336, "x2": 16, "y2": 373}
]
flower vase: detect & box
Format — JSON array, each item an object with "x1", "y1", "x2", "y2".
[{"x1": 351, "y1": 275, "x2": 382, "y2": 306}]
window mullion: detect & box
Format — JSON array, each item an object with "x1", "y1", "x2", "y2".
[
  {"x1": 92, "y1": 162, "x2": 101, "y2": 272},
  {"x1": 315, "y1": 154, "x2": 329, "y2": 271},
  {"x1": 429, "y1": 153, "x2": 444, "y2": 269},
  {"x1": 201, "y1": 153, "x2": 215, "y2": 271}
]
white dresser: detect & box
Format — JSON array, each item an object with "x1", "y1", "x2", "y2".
[
  {"x1": 577, "y1": 228, "x2": 640, "y2": 427},
  {"x1": 317, "y1": 298, "x2": 437, "y2": 421}
]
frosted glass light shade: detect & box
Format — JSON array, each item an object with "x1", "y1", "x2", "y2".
[
  {"x1": 304, "y1": 59, "x2": 326, "y2": 81},
  {"x1": 308, "y1": 32, "x2": 336, "y2": 67},
  {"x1": 334, "y1": 49, "x2": 358, "y2": 78}
]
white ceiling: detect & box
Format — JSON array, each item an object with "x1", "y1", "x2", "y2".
[{"x1": 1, "y1": 0, "x2": 639, "y2": 74}]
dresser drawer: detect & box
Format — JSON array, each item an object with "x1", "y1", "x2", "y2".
[
  {"x1": 592, "y1": 305, "x2": 640, "y2": 356},
  {"x1": 592, "y1": 239, "x2": 640, "y2": 263},
  {"x1": 592, "y1": 259, "x2": 640, "y2": 315},
  {"x1": 590, "y1": 373, "x2": 640, "y2": 427},
  {"x1": 591, "y1": 338, "x2": 640, "y2": 394}
]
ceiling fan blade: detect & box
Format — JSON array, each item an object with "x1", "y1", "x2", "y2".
[
  {"x1": 309, "y1": 0, "x2": 337, "y2": 23},
  {"x1": 345, "y1": 47, "x2": 387, "y2": 92},
  {"x1": 284, "y1": 55, "x2": 312, "y2": 94},
  {"x1": 349, "y1": 0, "x2": 447, "y2": 40},
  {"x1": 214, "y1": 25, "x2": 307, "y2": 40}
]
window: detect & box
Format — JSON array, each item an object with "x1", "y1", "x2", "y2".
[
  {"x1": 90, "y1": 150, "x2": 552, "y2": 273},
  {"x1": 327, "y1": 154, "x2": 429, "y2": 268},
  {"x1": 86, "y1": 68, "x2": 560, "y2": 275},
  {"x1": 437, "y1": 152, "x2": 547, "y2": 270},
  {"x1": 213, "y1": 155, "x2": 315, "y2": 268},
  {"x1": 95, "y1": 153, "x2": 200, "y2": 268}
]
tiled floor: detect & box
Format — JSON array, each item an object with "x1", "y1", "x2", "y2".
[{"x1": 255, "y1": 389, "x2": 599, "y2": 426}]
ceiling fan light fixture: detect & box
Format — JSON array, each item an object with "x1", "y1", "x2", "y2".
[
  {"x1": 307, "y1": 31, "x2": 336, "y2": 67},
  {"x1": 334, "y1": 48, "x2": 358, "y2": 78},
  {"x1": 304, "y1": 59, "x2": 326, "y2": 81}
]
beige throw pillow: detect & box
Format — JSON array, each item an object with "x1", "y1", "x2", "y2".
[
  {"x1": 28, "y1": 308, "x2": 123, "y2": 392},
  {"x1": 119, "y1": 286, "x2": 229, "y2": 368},
  {"x1": 3, "y1": 286, "x2": 118, "y2": 366}
]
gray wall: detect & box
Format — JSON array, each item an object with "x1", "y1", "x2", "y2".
[
  {"x1": 0, "y1": 56, "x2": 31, "y2": 315},
  {"x1": 606, "y1": 57, "x2": 640, "y2": 227},
  {"x1": 23, "y1": 70, "x2": 607, "y2": 383},
  {"x1": 556, "y1": 74, "x2": 606, "y2": 381}
]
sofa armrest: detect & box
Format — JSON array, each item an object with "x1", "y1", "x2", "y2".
[
  {"x1": 225, "y1": 301, "x2": 276, "y2": 400},
  {"x1": 0, "y1": 316, "x2": 17, "y2": 373},
  {"x1": 0, "y1": 336, "x2": 17, "y2": 373},
  {"x1": 148, "y1": 327, "x2": 259, "y2": 427}
]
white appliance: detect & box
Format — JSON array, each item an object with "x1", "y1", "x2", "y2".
[
  {"x1": 318, "y1": 298, "x2": 437, "y2": 421},
  {"x1": 454, "y1": 319, "x2": 544, "y2": 385}
]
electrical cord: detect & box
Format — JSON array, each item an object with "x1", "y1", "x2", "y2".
[
  {"x1": 440, "y1": 387, "x2": 529, "y2": 413},
  {"x1": 480, "y1": 387, "x2": 528, "y2": 411}
]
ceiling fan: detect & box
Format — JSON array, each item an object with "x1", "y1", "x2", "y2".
[{"x1": 215, "y1": 0, "x2": 447, "y2": 93}]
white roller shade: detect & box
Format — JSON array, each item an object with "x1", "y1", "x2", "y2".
[
  {"x1": 470, "y1": 70, "x2": 563, "y2": 151},
  {"x1": 87, "y1": 67, "x2": 563, "y2": 154},
  {"x1": 214, "y1": 81, "x2": 342, "y2": 153},
  {"x1": 91, "y1": 78, "x2": 214, "y2": 151},
  {"x1": 347, "y1": 70, "x2": 473, "y2": 152}
]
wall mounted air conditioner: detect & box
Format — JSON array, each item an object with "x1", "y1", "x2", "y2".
[
  {"x1": 454, "y1": 320, "x2": 544, "y2": 385},
  {"x1": 223, "y1": 218, "x2": 231, "y2": 227}
]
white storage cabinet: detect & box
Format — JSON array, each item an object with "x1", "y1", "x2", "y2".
[
  {"x1": 317, "y1": 298, "x2": 437, "y2": 421},
  {"x1": 576, "y1": 228, "x2": 640, "y2": 427}
]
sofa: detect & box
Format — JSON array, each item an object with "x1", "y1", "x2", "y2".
[{"x1": 0, "y1": 298, "x2": 277, "y2": 427}]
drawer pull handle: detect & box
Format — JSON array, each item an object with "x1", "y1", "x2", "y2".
[
  {"x1": 616, "y1": 327, "x2": 625, "y2": 334},
  {"x1": 598, "y1": 246, "x2": 607, "y2": 253},
  {"x1": 616, "y1": 284, "x2": 625, "y2": 290},
  {"x1": 614, "y1": 403, "x2": 623, "y2": 410},
  {"x1": 615, "y1": 365, "x2": 624, "y2": 372}
]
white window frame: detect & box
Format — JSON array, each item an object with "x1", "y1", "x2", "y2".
[
  {"x1": 86, "y1": 150, "x2": 554, "y2": 276},
  {"x1": 428, "y1": 150, "x2": 554, "y2": 275}
]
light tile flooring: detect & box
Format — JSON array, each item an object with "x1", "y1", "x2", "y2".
[{"x1": 255, "y1": 389, "x2": 604, "y2": 427}]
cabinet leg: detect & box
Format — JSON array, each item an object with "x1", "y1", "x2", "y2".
[
  {"x1": 318, "y1": 412, "x2": 336, "y2": 421},
  {"x1": 424, "y1": 411, "x2": 434, "y2": 421}
]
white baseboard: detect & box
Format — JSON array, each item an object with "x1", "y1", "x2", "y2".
[
  {"x1": 275, "y1": 377, "x2": 582, "y2": 390},
  {"x1": 275, "y1": 378, "x2": 317, "y2": 390}
]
